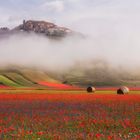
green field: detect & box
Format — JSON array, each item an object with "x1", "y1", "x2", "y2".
[{"x1": 0, "y1": 89, "x2": 140, "y2": 94}]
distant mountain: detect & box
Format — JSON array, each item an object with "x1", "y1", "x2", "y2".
[{"x1": 0, "y1": 20, "x2": 82, "y2": 38}]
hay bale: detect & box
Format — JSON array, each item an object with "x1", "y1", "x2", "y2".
[
  {"x1": 117, "y1": 86, "x2": 129, "y2": 94},
  {"x1": 87, "y1": 86, "x2": 96, "y2": 93}
]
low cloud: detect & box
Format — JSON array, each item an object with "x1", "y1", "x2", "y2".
[{"x1": 0, "y1": 0, "x2": 140, "y2": 75}]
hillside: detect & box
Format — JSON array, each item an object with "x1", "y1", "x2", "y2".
[
  {"x1": 0, "y1": 68, "x2": 77, "y2": 89},
  {"x1": 0, "y1": 68, "x2": 57, "y2": 88},
  {"x1": 0, "y1": 20, "x2": 82, "y2": 39}
]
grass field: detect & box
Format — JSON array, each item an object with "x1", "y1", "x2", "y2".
[
  {"x1": 0, "y1": 88, "x2": 140, "y2": 140},
  {"x1": 0, "y1": 88, "x2": 140, "y2": 94}
]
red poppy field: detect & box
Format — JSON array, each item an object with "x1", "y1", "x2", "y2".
[{"x1": 0, "y1": 91, "x2": 140, "y2": 140}]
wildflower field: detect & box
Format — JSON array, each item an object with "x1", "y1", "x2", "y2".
[{"x1": 0, "y1": 90, "x2": 140, "y2": 140}]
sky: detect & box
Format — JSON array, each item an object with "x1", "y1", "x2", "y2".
[
  {"x1": 0, "y1": 0, "x2": 140, "y2": 30},
  {"x1": 0, "y1": 0, "x2": 140, "y2": 72}
]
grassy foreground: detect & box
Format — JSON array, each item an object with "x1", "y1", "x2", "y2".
[{"x1": 0, "y1": 90, "x2": 140, "y2": 140}]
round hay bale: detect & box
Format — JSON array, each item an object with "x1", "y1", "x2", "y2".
[
  {"x1": 87, "y1": 86, "x2": 96, "y2": 93},
  {"x1": 117, "y1": 86, "x2": 129, "y2": 94}
]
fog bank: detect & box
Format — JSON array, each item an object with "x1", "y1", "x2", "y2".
[{"x1": 0, "y1": 0, "x2": 140, "y2": 75}]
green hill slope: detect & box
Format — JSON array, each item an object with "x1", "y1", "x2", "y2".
[
  {"x1": 0, "y1": 75, "x2": 21, "y2": 87},
  {"x1": 0, "y1": 68, "x2": 60, "y2": 88},
  {"x1": 3, "y1": 72, "x2": 35, "y2": 87}
]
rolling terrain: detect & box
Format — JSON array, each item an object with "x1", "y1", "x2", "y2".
[
  {"x1": 0, "y1": 67, "x2": 140, "y2": 89},
  {"x1": 0, "y1": 68, "x2": 77, "y2": 90}
]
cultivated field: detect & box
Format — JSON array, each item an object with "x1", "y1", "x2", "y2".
[{"x1": 0, "y1": 89, "x2": 140, "y2": 140}]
